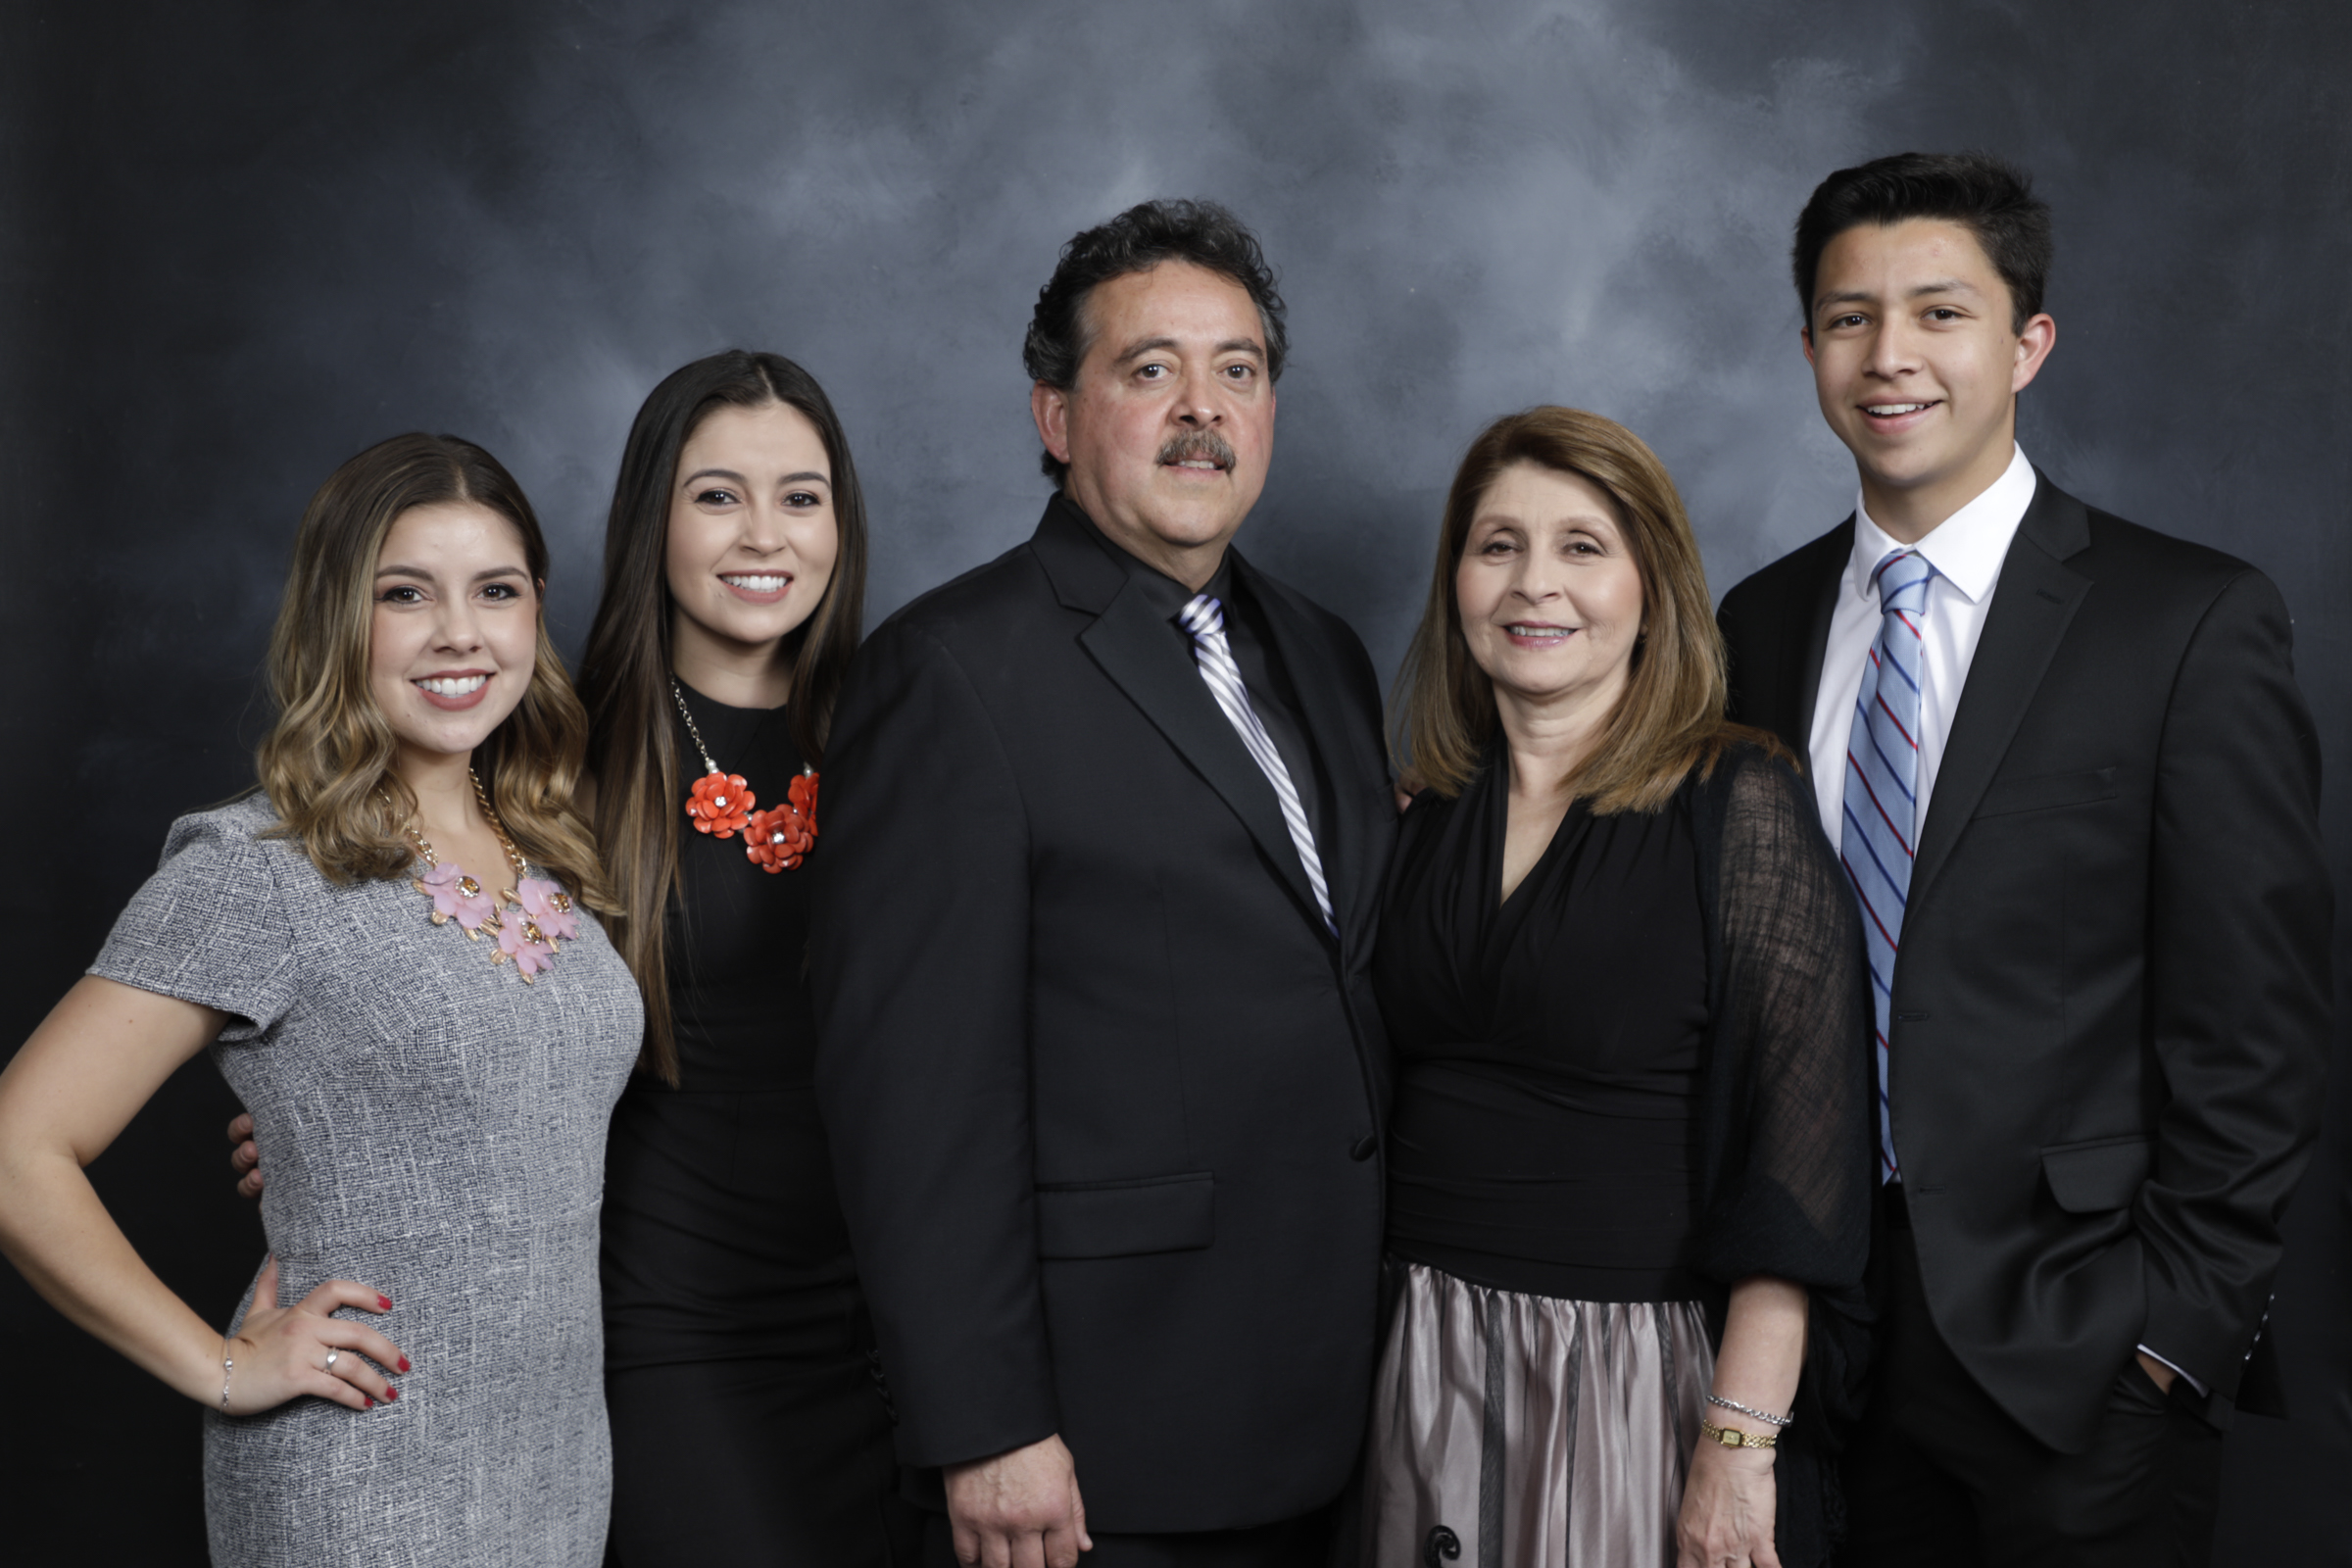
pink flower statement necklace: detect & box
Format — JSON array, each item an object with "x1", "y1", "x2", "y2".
[
  {"x1": 671, "y1": 678, "x2": 818, "y2": 873},
  {"x1": 392, "y1": 768, "x2": 579, "y2": 984}
]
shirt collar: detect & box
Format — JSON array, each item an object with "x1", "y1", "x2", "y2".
[
  {"x1": 1846, "y1": 444, "x2": 2037, "y2": 606},
  {"x1": 1060, "y1": 493, "x2": 1236, "y2": 620}
]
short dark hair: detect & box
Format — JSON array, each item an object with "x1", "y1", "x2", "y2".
[
  {"x1": 1023, "y1": 198, "x2": 1288, "y2": 486},
  {"x1": 1792, "y1": 152, "x2": 2053, "y2": 333}
]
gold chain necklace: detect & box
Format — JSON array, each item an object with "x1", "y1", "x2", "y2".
[{"x1": 393, "y1": 768, "x2": 578, "y2": 983}]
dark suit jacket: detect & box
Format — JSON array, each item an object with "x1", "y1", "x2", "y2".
[
  {"x1": 1717, "y1": 473, "x2": 2331, "y2": 1452},
  {"x1": 810, "y1": 498, "x2": 1396, "y2": 1531}
]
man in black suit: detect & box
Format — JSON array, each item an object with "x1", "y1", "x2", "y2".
[
  {"x1": 811, "y1": 201, "x2": 1395, "y2": 1568},
  {"x1": 1716, "y1": 152, "x2": 2331, "y2": 1566}
]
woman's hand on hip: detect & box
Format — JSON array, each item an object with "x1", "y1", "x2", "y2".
[{"x1": 225, "y1": 1255, "x2": 408, "y2": 1415}]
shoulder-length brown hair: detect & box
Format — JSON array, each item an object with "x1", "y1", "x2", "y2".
[
  {"x1": 256, "y1": 432, "x2": 608, "y2": 905},
  {"x1": 578, "y1": 351, "x2": 869, "y2": 1084},
  {"x1": 1393, "y1": 406, "x2": 1775, "y2": 814}
]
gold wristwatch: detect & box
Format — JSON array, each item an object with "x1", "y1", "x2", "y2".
[{"x1": 1700, "y1": 1420, "x2": 1778, "y2": 1449}]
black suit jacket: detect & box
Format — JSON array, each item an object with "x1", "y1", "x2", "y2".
[
  {"x1": 810, "y1": 498, "x2": 1396, "y2": 1530},
  {"x1": 1717, "y1": 474, "x2": 2331, "y2": 1452}
]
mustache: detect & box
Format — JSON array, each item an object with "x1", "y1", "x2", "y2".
[{"x1": 1155, "y1": 430, "x2": 1236, "y2": 469}]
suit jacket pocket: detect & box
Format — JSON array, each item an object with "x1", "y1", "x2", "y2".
[
  {"x1": 1035, "y1": 1171, "x2": 1214, "y2": 1259},
  {"x1": 2041, "y1": 1136, "x2": 2150, "y2": 1212},
  {"x1": 1974, "y1": 765, "x2": 2118, "y2": 818}
]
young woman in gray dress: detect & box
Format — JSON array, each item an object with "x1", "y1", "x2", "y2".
[
  {"x1": 1367, "y1": 408, "x2": 1873, "y2": 1568},
  {"x1": 0, "y1": 433, "x2": 644, "y2": 1566}
]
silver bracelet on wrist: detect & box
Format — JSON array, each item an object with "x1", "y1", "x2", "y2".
[
  {"x1": 220, "y1": 1338, "x2": 234, "y2": 1412},
  {"x1": 1706, "y1": 1393, "x2": 1792, "y2": 1428}
]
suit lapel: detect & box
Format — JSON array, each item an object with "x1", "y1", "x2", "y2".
[
  {"x1": 1239, "y1": 556, "x2": 1376, "y2": 956},
  {"x1": 1909, "y1": 478, "x2": 2092, "y2": 907},
  {"x1": 1071, "y1": 552, "x2": 1329, "y2": 935},
  {"x1": 1790, "y1": 521, "x2": 1850, "y2": 745},
  {"x1": 1727, "y1": 519, "x2": 1847, "y2": 752}
]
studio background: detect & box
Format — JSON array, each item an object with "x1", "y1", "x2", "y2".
[{"x1": 4, "y1": 0, "x2": 2346, "y2": 1559}]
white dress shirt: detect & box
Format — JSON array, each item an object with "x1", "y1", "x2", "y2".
[
  {"x1": 1800, "y1": 442, "x2": 2203, "y2": 1396},
  {"x1": 1804, "y1": 443, "x2": 2037, "y2": 846}
]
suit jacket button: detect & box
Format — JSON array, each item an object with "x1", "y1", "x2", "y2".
[{"x1": 1349, "y1": 1135, "x2": 1379, "y2": 1161}]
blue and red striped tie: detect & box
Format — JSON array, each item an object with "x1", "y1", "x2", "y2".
[{"x1": 1841, "y1": 549, "x2": 1936, "y2": 1182}]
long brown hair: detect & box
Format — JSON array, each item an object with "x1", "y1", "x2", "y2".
[
  {"x1": 1393, "y1": 406, "x2": 1776, "y2": 814},
  {"x1": 256, "y1": 432, "x2": 608, "y2": 904},
  {"x1": 579, "y1": 352, "x2": 870, "y2": 1083}
]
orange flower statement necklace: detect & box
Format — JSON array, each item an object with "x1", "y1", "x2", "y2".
[{"x1": 672, "y1": 678, "x2": 818, "y2": 873}]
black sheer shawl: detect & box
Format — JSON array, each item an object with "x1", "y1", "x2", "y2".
[{"x1": 1688, "y1": 742, "x2": 1875, "y2": 1564}]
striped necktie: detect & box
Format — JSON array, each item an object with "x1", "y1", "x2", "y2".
[
  {"x1": 1180, "y1": 594, "x2": 1337, "y2": 935},
  {"x1": 1840, "y1": 548, "x2": 1936, "y2": 1182}
]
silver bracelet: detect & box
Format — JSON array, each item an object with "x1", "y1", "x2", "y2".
[
  {"x1": 220, "y1": 1339, "x2": 234, "y2": 1412},
  {"x1": 1706, "y1": 1393, "x2": 1792, "y2": 1428}
]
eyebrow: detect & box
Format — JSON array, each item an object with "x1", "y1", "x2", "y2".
[
  {"x1": 1815, "y1": 277, "x2": 1983, "y2": 312},
  {"x1": 679, "y1": 466, "x2": 831, "y2": 488},
  {"x1": 1472, "y1": 513, "x2": 1616, "y2": 534},
  {"x1": 1110, "y1": 334, "x2": 1265, "y2": 367},
  {"x1": 374, "y1": 564, "x2": 531, "y2": 582}
]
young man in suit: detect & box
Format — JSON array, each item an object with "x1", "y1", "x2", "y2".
[
  {"x1": 811, "y1": 201, "x2": 1395, "y2": 1568},
  {"x1": 1715, "y1": 152, "x2": 2332, "y2": 1566}
]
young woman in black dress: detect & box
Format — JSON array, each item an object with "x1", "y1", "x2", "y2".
[{"x1": 577, "y1": 351, "x2": 914, "y2": 1566}]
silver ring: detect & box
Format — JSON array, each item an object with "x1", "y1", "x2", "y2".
[{"x1": 323, "y1": 1348, "x2": 340, "y2": 1372}]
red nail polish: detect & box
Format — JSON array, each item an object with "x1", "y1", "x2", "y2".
[
  {"x1": 377, "y1": 1296, "x2": 392, "y2": 1309},
  {"x1": 384, "y1": 1386, "x2": 399, "y2": 1401},
  {"x1": 398, "y1": 1356, "x2": 411, "y2": 1373},
  {"x1": 365, "y1": 1396, "x2": 375, "y2": 1408}
]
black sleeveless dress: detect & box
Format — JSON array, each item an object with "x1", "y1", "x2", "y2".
[{"x1": 601, "y1": 692, "x2": 916, "y2": 1566}]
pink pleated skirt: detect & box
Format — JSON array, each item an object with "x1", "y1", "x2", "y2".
[{"x1": 1362, "y1": 1262, "x2": 1714, "y2": 1568}]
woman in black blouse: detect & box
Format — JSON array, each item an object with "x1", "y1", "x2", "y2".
[
  {"x1": 1366, "y1": 408, "x2": 1872, "y2": 1568},
  {"x1": 576, "y1": 351, "x2": 914, "y2": 1566}
]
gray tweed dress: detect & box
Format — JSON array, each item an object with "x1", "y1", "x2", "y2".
[{"x1": 91, "y1": 794, "x2": 643, "y2": 1567}]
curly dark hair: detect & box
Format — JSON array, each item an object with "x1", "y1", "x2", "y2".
[
  {"x1": 1023, "y1": 198, "x2": 1288, "y2": 486},
  {"x1": 1792, "y1": 151, "x2": 2053, "y2": 333}
]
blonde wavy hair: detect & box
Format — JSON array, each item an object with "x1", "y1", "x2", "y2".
[
  {"x1": 1393, "y1": 406, "x2": 1781, "y2": 813},
  {"x1": 256, "y1": 432, "x2": 610, "y2": 906}
]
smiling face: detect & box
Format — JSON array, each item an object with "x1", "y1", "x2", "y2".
[
  {"x1": 369, "y1": 500, "x2": 541, "y2": 764},
  {"x1": 1804, "y1": 217, "x2": 2056, "y2": 540},
  {"x1": 663, "y1": 401, "x2": 841, "y2": 678},
  {"x1": 1455, "y1": 462, "x2": 1646, "y2": 717},
  {"x1": 1031, "y1": 261, "x2": 1276, "y2": 588}
]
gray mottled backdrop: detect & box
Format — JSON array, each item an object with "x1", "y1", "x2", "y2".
[{"x1": 4, "y1": 1, "x2": 2346, "y2": 1558}]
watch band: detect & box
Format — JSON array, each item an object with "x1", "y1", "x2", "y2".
[{"x1": 1700, "y1": 1419, "x2": 1778, "y2": 1449}]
